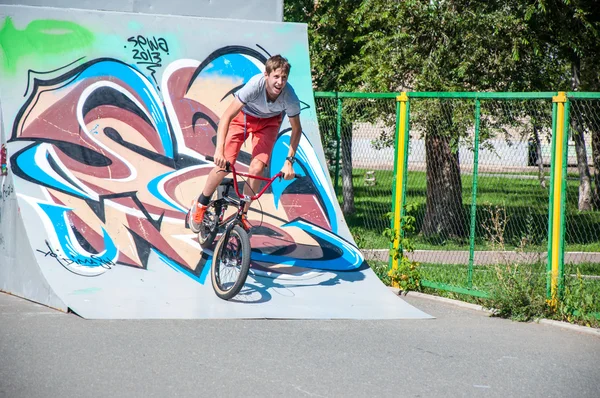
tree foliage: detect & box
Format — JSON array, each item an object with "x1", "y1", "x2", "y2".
[{"x1": 285, "y1": 0, "x2": 600, "y2": 231}]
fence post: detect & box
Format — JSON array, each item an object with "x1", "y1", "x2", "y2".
[
  {"x1": 389, "y1": 93, "x2": 409, "y2": 282},
  {"x1": 467, "y1": 99, "x2": 482, "y2": 288},
  {"x1": 335, "y1": 95, "x2": 342, "y2": 194},
  {"x1": 547, "y1": 91, "x2": 569, "y2": 306}
]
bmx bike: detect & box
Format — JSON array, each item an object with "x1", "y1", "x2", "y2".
[{"x1": 187, "y1": 155, "x2": 294, "y2": 300}]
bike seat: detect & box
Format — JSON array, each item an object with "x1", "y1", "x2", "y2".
[{"x1": 220, "y1": 178, "x2": 234, "y2": 186}]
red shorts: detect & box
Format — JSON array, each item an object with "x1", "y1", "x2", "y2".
[{"x1": 223, "y1": 111, "x2": 282, "y2": 166}]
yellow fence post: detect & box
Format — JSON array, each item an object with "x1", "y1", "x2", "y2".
[
  {"x1": 390, "y1": 93, "x2": 409, "y2": 287},
  {"x1": 548, "y1": 91, "x2": 568, "y2": 307}
]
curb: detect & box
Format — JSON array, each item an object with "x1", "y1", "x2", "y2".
[
  {"x1": 399, "y1": 290, "x2": 494, "y2": 314},
  {"x1": 392, "y1": 288, "x2": 600, "y2": 338},
  {"x1": 364, "y1": 249, "x2": 600, "y2": 265},
  {"x1": 536, "y1": 319, "x2": 600, "y2": 337}
]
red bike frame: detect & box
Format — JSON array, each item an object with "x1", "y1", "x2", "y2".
[
  {"x1": 204, "y1": 155, "x2": 289, "y2": 203},
  {"x1": 228, "y1": 162, "x2": 283, "y2": 201}
]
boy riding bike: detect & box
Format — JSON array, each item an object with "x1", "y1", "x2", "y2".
[{"x1": 189, "y1": 55, "x2": 302, "y2": 230}]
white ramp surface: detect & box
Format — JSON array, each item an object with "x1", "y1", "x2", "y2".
[{"x1": 0, "y1": 5, "x2": 431, "y2": 319}]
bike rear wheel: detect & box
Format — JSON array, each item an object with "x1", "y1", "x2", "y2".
[{"x1": 211, "y1": 224, "x2": 250, "y2": 300}]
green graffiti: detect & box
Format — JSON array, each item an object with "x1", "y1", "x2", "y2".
[{"x1": 0, "y1": 17, "x2": 94, "y2": 72}]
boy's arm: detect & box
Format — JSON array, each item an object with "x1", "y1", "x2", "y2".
[
  {"x1": 281, "y1": 115, "x2": 302, "y2": 180},
  {"x1": 213, "y1": 98, "x2": 244, "y2": 168}
]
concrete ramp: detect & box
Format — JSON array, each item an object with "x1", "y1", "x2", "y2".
[{"x1": 0, "y1": 5, "x2": 431, "y2": 319}]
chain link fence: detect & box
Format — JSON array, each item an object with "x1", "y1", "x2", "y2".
[
  {"x1": 315, "y1": 92, "x2": 600, "y2": 300},
  {"x1": 563, "y1": 98, "x2": 600, "y2": 309},
  {"x1": 314, "y1": 94, "x2": 397, "y2": 250},
  {"x1": 566, "y1": 99, "x2": 600, "y2": 260},
  {"x1": 405, "y1": 97, "x2": 554, "y2": 293}
]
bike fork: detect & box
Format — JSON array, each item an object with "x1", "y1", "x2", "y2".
[{"x1": 237, "y1": 199, "x2": 251, "y2": 232}]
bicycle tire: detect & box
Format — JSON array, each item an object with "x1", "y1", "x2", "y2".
[
  {"x1": 211, "y1": 224, "x2": 250, "y2": 300},
  {"x1": 197, "y1": 201, "x2": 221, "y2": 248}
]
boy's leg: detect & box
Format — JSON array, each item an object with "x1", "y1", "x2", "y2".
[
  {"x1": 243, "y1": 158, "x2": 267, "y2": 211},
  {"x1": 189, "y1": 165, "x2": 229, "y2": 231},
  {"x1": 200, "y1": 166, "x2": 229, "y2": 200},
  {"x1": 190, "y1": 112, "x2": 246, "y2": 225},
  {"x1": 242, "y1": 114, "x2": 282, "y2": 212}
]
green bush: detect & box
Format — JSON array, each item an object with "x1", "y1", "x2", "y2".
[
  {"x1": 370, "y1": 260, "x2": 391, "y2": 286},
  {"x1": 485, "y1": 263, "x2": 550, "y2": 321},
  {"x1": 382, "y1": 205, "x2": 423, "y2": 294},
  {"x1": 558, "y1": 270, "x2": 600, "y2": 328},
  {"x1": 389, "y1": 256, "x2": 422, "y2": 294}
]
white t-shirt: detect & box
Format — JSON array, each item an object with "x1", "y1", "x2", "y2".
[{"x1": 235, "y1": 74, "x2": 301, "y2": 118}]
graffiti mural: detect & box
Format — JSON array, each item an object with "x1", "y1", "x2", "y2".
[
  {"x1": 0, "y1": 6, "x2": 438, "y2": 321},
  {"x1": 0, "y1": 16, "x2": 94, "y2": 72},
  {"x1": 7, "y1": 41, "x2": 363, "y2": 280}
]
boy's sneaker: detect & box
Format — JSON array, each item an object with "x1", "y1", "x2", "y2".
[{"x1": 189, "y1": 200, "x2": 207, "y2": 233}]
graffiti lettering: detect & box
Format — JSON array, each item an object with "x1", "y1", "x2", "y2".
[
  {"x1": 1, "y1": 183, "x2": 14, "y2": 201},
  {"x1": 126, "y1": 35, "x2": 169, "y2": 87},
  {"x1": 37, "y1": 241, "x2": 116, "y2": 272}
]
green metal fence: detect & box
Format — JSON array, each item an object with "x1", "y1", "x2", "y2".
[
  {"x1": 314, "y1": 91, "x2": 600, "y2": 303},
  {"x1": 314, "y1": 92, "x2": 398, "y2": 246}
]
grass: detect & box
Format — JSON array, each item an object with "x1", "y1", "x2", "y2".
[
  {"x1": 340, "y1": 169, "x2": 600, "y2": 252},
  {"x1": 345, "y1": 167, "x2": 600, "y2": 326},
  {"x1": 368, "y1": 259, "x2": 600, "y2": 327}
]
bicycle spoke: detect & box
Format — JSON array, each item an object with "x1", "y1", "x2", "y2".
[
  {"x1": 211, "y1": 224, "x2": 250, "y2": 300},
  {"x1": 216, "y1": 235, "x2": 244, "y2": 291}
]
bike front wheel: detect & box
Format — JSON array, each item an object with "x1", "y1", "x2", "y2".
[{"x1": 211, "y1": 224, "x2": 250, "y2": 300}]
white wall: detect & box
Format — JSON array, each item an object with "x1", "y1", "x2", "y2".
[{"x1": 0, "y1": 0, "x2": 283, "y2": 21}]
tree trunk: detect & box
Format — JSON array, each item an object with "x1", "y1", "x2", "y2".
[
  {"x1": 572, "y1": 121, "x2": 593, "y2": 210},
  {"x1": 588, "y1": 61, "x2": 600, "y2": 209},
  {"x1": 533, "y1": 124, "x2": 546, "y2": 189},
  {"x1": 422, "y1": 125, "x2": 466, "y2": 239},
  {"x1": 571, "y1": 58, "x2": 593, "y2": 211},
  {"x1": 592, "y1": 122, "x2": 600, "y2": 209},
  {"x1": 341, "y1": 121, "x2": 354, "y2": 214}
]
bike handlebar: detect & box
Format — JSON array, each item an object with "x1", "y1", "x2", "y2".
[
  {"x1": 205, "y1": 155, "x2": 230, "y2": 171},
  {"x1": 204, "y1": 155, "x2": 302, "y2": 179},
  {"x1": 204, "y1": 154, "x2": 304, "y2": 201}
]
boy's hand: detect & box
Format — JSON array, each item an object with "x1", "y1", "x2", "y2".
[
  {"x1": 213, "y1": 150, "x2": 227, "y2": 169},
  {"x1": 281, "y1": 160, "x2": 295, "y2": 180}
]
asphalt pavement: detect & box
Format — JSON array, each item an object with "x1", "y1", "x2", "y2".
[{"x1": 1, "y1": 291, "x2": 598, "y2": 398}]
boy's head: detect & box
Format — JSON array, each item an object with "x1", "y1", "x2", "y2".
[
  {"x1": 265, "y1": 55, "x2": 291, "y2": 76},
  {"x1": 264, "y1": 55, "x2": 291, "y2": 99}
]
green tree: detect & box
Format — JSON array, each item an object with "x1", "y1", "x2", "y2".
[
  {"x1": 523, "y1": 0, "x2": 600, "y2": 209},
  {"x1": 347, "y1": 0, "x2": 553, "y2": 239},
  {"x1": 286, "y1": 0, "x2": 600, "y2": 233},
  {"x1": 285, "y1": 0, "x2": 364, "y2": 214}
]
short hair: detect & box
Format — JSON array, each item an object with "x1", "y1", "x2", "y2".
[{"x1": 265, "y1": 55, "x2": 291, "y2": 75}]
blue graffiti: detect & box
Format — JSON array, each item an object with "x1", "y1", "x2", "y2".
[
  {"x1": 270, "y1": 133, "x2": 338, "y2": 233},
  {"x1": 155, "y1": 249, "x2": 210, "y2": 284},
  {"x1": 200, "y1": 53, "x2": 261, "y2": 82},
  {"x1": 17, "y1": 144, "x2": 91, "y2": 199},
  {"x1": 147, "y1": 171, "x2": 187, "y2": 213},
  {"x1": 250, "y1": 219, "x2": 363, "y2": 271},
  {"x1": 38, "y1": 202, "x2": 118, "y2": 267},
  {"x1": 77, "y1": 60, "x2": 173, "y2": 158}
]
